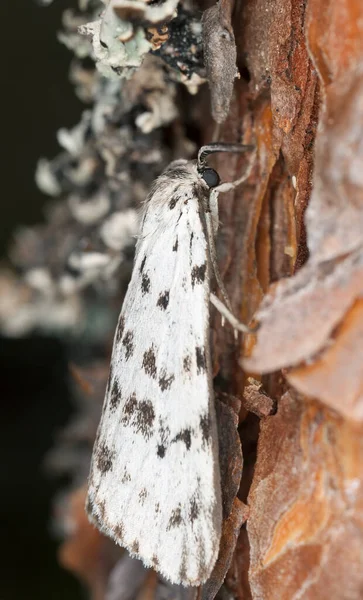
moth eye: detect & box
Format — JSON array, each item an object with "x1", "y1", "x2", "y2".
[{"x1": 201, "y1": 168, "x2": 220, "y2": 188}]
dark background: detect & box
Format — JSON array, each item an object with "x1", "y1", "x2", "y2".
[{"x1": 1, "y1": 2, "x2": 85, "y2": 598}]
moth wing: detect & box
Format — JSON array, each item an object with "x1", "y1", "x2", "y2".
[{"x1": 87, "y1": 183, "x2": 222, "y2": 586}]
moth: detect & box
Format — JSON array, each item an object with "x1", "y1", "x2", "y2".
[{"x1": 86, "y1": 143, "x2": 253, "y2": 586}]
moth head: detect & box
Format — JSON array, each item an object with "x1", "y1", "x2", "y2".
[
  {"x1": 200, "y1": 167, "x2": 220, "y2": 188},
  {"x1": 197, "y1": 143, "x2": 254, "y2": 187}
]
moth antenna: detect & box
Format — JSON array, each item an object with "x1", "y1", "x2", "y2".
[{"x1": 197, "y1": 142, "x2": 254, "y2": 171}]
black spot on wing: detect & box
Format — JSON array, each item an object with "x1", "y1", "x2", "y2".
[
  {"x1": 141, "y1": 273, "x2": 151, "y2": 294},
  {"x1": 173, "y1": 428, "x2": 192, "y2": 450},
  {"x1": 121, "y1": 468, "x2": 131, "y2": 483},
  {"x1": 115, "y1": 315, "x2": 125, "y2": 343},
  {"x1": 196, "y1": 346, "x2": 207, "y2": 373},
  {"x1": 122, "y1": 393, "x2": 137, "y2": 420},
  {"x1": 159, "y1": 370, "x2": 175, "y2": 391},
  {"x1": 139, "y1": 255, "x2": 147, "y2": 273},
  {"x1": 191, "y1": 263, "x2": 207, "y2": 286},
  {"x1": 142, "y1": 346, "x2": 157, "y2": 378},
  {"x1": 157, "y1": 290, "x2": 170, "y2": 310},
  {"x1": 139, "y1": 488, "x2": 148, "y2": 504},
  {"x1": 157, "y1": 444, "x2": 166, "y2": 458},
  {"x1": 121, "y1": 394, "x2": 155, "y2": 439},
  {"x1": 109, "y1": 379, "x2": 122, "y2": 411},
  {"x1": 157, "y1": 420, "x2": 170, "y2": 457},
  {"x1": 152, "y1": 555, "x2": 159, "y2": 567},
  {"x1": 131, "y1": 540, "x2": 140, "y2": 553},
  {"x1": 167, "y1": 506, "x2": 183, "y2": 529},
  {"x1": 159, "y1": 420, "x2": 170, "y2": 441},
  {"x1": 200, "y1": 413, "x2": 211, "y2": 444},
  {"x1": 190, "y1": 497, "x2": 200, "y2": 522},
  {"x1": 183, "y1": 355, "x2": 191, "y2": 372},
  {"x1": 168, "y1": 196, "x2": 178, "y2": 209},
  {"x1": 122, "y1": 330, "x2": 134, "y2": 360},
  {"x1": 96, "y1": 443, "x2": 115, "y2": 473},
  {"x1": 190, "y1": 232, "x2": 194, "y2": 251},
  {"x1": 173, "y1": 237, "x2": 178, "y2": 252},
  {"x1": 136, "y1": 400, "x2": 155, "y2": 436}
]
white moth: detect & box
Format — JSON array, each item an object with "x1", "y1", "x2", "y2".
[{"x1": 87, "y1": 143, "x2": 253, "y2": 586}]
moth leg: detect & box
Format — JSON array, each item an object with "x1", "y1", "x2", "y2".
[
  {"x1": 207, "y1": 146, "x2": 256, "y2": 228},
  {"x1": 206, "y1": 150, "x2": 256, "y2": 310},
  {"x1": 210, "y1": 293, "x2": 256, "y2": 334},
  {"x1": 206, "y1": 210, "x2": 253, "y2": 335},
  {"x1": 207, "y1": 150, "x2": 257, "y2": 334},
  {"x1": 214, "y1": 148, "x2": 256, "y2": 194},
  {"x1": 205, "y1": 209, "x2": 233, "y2": 312}
]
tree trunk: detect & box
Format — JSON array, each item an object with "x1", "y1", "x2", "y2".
[{"x1": 3, "y1": 0, "x2": 363, "y2": 598}]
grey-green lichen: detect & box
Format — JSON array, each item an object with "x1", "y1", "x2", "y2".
[{"x1": 79, "y1": 0, "x2": 179, "y2": 79}]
